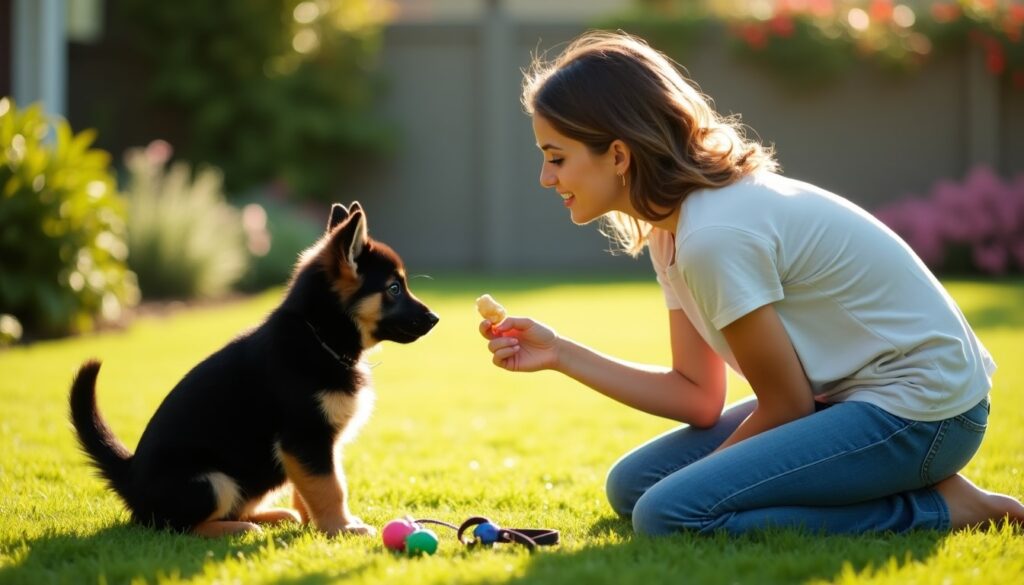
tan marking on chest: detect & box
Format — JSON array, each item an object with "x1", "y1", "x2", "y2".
[{"x1": 317, "y1": 374, "x2": 375, "y2": 445}]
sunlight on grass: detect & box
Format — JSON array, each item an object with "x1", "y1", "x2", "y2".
[{"x1": 0, "y1": 276, "x2": 1021, "y2": 584}]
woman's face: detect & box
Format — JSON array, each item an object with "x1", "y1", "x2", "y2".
[{"x1": 532, "y1": 114, "x2": 626, "y2": 226}]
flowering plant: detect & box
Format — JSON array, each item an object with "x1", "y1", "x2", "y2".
[
  {"x1": 625, "y1": 1, "x2": 1024, "y2": 89},
  {"x1": 873, "y1": 166, "x2": 1024, "y2": 275}
]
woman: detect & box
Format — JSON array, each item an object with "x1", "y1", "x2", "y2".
[{"x1": 479, "y1": 31, "x2": 1023, "y2": 536}]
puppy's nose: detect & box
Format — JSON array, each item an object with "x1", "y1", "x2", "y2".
[
  {"x1": 425, "y1": 312, "x2": 440, "y2": 328},
  {"x1": 412, "y1": 312, "x2": 439, "y2": 332}
]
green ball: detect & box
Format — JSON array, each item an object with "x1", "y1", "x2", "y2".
[{"x1": 405, "y1": 528, "x2": 439, "y2": 556}]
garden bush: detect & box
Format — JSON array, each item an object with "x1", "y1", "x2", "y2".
[
  {"x1": 111, "y1": 0, "x2": 395, "y2": 201},
  {"x1": 0, "y1": 98, "x2": 139, "y2": 339},
  {"x1": 874, "y1": 166, "x2": 1024, "y2": 275},
  {"x1": 123, "y1": 140, "x2": 249, "y2": 300}
]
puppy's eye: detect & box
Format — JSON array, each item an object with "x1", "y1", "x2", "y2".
[{"x1": 387, "y1": 282, "x2": 402, "y2": 297}]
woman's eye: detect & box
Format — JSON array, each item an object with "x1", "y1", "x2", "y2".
[
  {"x1": 548, "y1": 158, "x2": 564, "y2": 166},
  {"x1": 387, "y1": 282, "x2": 402, "y2": 296}
]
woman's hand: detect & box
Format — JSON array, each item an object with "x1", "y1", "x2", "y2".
[{"x1": 479, "y1": 316, "x2": 559, "y2": 372}]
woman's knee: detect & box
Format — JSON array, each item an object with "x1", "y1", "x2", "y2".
[
  {"x1": 629, "y1": 474, "x2": 714, "y2": 537},
  {"x1": 605, "y1": 457, "x2": 643, "y2": 517},
  {"x1": 630, "y1": 487, "x2": 705, "y2": 537},
  {"x1": 602, "y1": 450, "x2": 659, "y2": 514}
]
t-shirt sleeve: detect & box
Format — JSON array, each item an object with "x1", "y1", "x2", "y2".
[
  {"x1": 676, "y1": 226, "x2": 784, "y2": 330},
  {"x1": 648, "y1": 230, "x2": 683, "y2": 310}
]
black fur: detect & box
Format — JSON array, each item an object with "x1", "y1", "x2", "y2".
[{"x1": 69, "y1": 203, "x2": 438, "y2": 533}]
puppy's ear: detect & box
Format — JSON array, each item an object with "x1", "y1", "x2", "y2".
[
  {"x1": 348, "y1": 201, "x2": 364, "y2": 216},
  {"x1": 331, "y1": 209, "x2": 368, "y2": 271},
  {"x1": 327, "y1": 203, "x2": 349, "y2": 232}
]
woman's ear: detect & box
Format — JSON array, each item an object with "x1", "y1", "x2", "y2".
[{"x1": 610, "y1": 139, "x2": 631, "y2": 175}]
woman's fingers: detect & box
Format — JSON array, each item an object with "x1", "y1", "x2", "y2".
[
  {"x1": 479, "y1": 319, "x2": 499, "y2": 339},
  {"x1": 488, "y1": 335, "x2": 519, "y2": 355},
  {"x1": 494, "y1": 316, "x2": 531, "y2": 334}
]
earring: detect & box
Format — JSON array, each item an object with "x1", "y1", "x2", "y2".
[{"x1": 618, "y1": 173, "x2": 626, "y2": 187}]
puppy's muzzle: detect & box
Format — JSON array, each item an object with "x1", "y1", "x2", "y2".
[{"x1": 412, "y1": 312, "x2": 440, "y2": 335}]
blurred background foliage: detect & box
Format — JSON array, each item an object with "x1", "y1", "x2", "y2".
[
  {"x1": 611, "y1": 0, "x2": 1024, "y2": 88},
  {"x1": 122, "y1": 140, "x2": 249, "y2": 300},
  {"x1": 2, "y1": 0, "x2": 1022, "y2": 345},
  {"x1": 109, "y1": 0, "x2": 396, "y2": 201},
  {"x1": 0, "y1": 98, "x2": 139, "y2": 343}
]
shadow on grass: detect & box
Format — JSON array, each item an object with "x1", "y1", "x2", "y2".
[
  {"x1": 500, "y1": 516, "x2": 946, "y2": 585},
  {"x1": 962, "y1": 303, "x2": 1024, "y2": 329},
  {"x1": 0, "y1": 523, "x2": 375, "y2": 585}
]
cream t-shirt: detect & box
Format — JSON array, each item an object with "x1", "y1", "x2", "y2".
[{"x1": 649, "y1": 171, "x2": 995, "y2": 421}]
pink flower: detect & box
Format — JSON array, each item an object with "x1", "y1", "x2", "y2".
[
  {"x1": 770, "y1": 15, "x2": 796, "y2": 38},
  {"x1": 931, "y1": 3, "x2": 961, "y2": 23},
  {"x1": 869, "y1": 0, "x2": 894, "y2": 24},
  {"x1": 738, "y1": 23, "x2": 769, "y2": 50},
  {"x1": 986, "y1": 45, "x2": 1006, "y2": 75},
  {"x1": 875, "y1": 166, "x2": 1024, "y2": 274},
  {"x1": 807, "y1": 0, "x2": 835, "y2": 18},
  {"x1": 874, "y1": 198, "x2": 944, "y2": 267},
  {"x1": 145, "y1": 139, "x2": 173, "y2": 167}
]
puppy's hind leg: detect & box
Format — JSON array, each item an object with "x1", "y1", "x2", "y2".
[
  {"x1": 190, "y1": 472, "x2": 261, "y2": 537},
  {"x1": 194, "y1": 520, "x2": 262, "y2": 537},
  {"x1": 237, "y1": 486, "x2": 303, "y2": 526}
]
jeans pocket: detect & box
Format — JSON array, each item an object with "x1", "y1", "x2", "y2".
[{"x1": 920, "y1": 399, "x2": 989, "y2": 485}]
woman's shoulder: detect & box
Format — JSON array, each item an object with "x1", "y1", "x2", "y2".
[{"x1": 647, "y1": 227, "x2": 676, "y2": 270}]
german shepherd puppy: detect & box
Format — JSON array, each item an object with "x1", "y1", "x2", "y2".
[{"x1": 69, "y1": 202, "x2": 438, "y2": 537}]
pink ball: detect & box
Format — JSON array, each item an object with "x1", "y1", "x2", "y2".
[{"x1": 382, "y1": 518, "x2": 418, "y2": 552}]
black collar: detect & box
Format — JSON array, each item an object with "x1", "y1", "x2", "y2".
[{"x1": 305, "y1": 321, "x2": 360, "y2": 369}]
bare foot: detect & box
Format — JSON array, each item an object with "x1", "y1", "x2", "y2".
[{"x1": 934, "y1": 474, "x2": 1024, "y2": 531}]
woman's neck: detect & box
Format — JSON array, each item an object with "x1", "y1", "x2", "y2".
[{"x1": 647, "y1": 204, "x2": 681, "y2": 235}]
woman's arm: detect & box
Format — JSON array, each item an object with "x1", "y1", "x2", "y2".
[
  {"x1": 714, "y1": 303, "x2": 814, "y2": 451},
  {"x1": 484, "y1": 309, "x2": 726, "y2": 426}
]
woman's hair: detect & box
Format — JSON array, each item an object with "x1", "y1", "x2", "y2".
[{"x1": 522, "y1": 31, "x2": 777, "y2": 256}]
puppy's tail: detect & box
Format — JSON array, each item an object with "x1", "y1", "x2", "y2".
[{"x1": 69, "y1": 360, "x2": 134, "y2": 498}]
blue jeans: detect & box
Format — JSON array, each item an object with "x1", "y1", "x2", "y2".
[{"x1": 606, "y1": 396, "x2": 989, "y2": 536}]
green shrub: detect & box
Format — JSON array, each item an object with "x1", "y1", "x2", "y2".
[
  {"x1": 0, "y1": 98, "x2": 139, "y2": 338},
  {"x1": 123, "y1": 141, "x2": 249, "y2": 300},
  {"x1": 111, "y1": 0, "x2": 395, "y2": 201}
]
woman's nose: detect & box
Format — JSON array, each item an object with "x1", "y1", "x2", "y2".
[{"x1": 539, "y1": 168, "x2": 556, "y2": 188}]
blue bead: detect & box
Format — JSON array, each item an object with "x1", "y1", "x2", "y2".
[{"x1": 473, "y1": 521, "x2": 500, "y2": 544}]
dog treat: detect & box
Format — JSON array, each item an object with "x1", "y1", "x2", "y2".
[{"x1": 475, "y1": 294, "x2": 507, "y2": 325}]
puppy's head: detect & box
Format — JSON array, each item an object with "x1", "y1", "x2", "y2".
[{"x1": 319, "y1": 202, "x2": 438, "y2": 348}]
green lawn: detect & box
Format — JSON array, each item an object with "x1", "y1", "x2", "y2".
[{"x1": 1, "y1": 275, "x2": 1022, "y2": 585}]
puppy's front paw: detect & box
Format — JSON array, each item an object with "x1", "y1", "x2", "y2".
[
  {"x1": 341, "y1": 521, "x2": 376, "y2": 537},
  {"x1": 322, "y1": 517, "x2": 377, "y2": 537}
]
